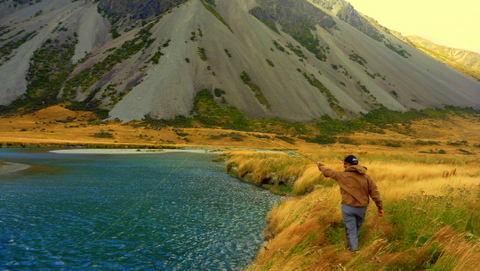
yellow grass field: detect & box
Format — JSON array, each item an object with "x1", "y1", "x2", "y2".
[
  {"x1": 0, "y1": 105, "x2": 297, "y2": 149},
  {"x1": 1, "y1": 105, "x2": 479, "y2": 270},
  {"x1": 242, "y1": 154, "x2": 480, "y2": 270},
  {"x1": 1, "y1": 105, "x2": 479, "y2": 152}
]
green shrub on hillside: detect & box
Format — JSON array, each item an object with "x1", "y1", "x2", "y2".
[
  {"x1": 286, "y1": 42, "x2": 307, "y2": 59},
  {"x1": 213, "y1": 88, "x2": 226, "y2": 97},
  {"x1": 384, "y1": 40, "x2": 411, "y2": 58},
  {"x1": 282, "y1": 24, "x2": 328, "y2": 61},
  {"x1": 66, "y1": 86, "x2": 109, "y2": 120},
  {"x1": 0, "y1": 30, "x2": 37, "y2": 62},
  {"x1": 192, "y1": 89, "x2": 249, "y2": 130},
  {"x1": 249, "y1": 7, "x2": 280, "y2": 34},
  {"x1": 63, "y1": 23, "x2": 155, "y2": 100},
  {"x1": 361, "y1": 108, "x2": 429, "y2": 128},
  {"x1": 203, "y1": 0, "x2": 215, "y2": 6},
  {"x1": 12, "y1": 36, "x2": 77, "y2": 112},
  {"x1": 200, "y1": 0, "x2": 233, "y2": 33},
  {"x1": 301, "y1": 71, "x2": 345, "y2": 115},
  {"x1": 150, "y1": 47, "x2": 164, "y2": 64},
  {"x1": 142, "y1": 115, "x2": 193, "y2": 129},
  {"x1": 240, "y1": 71, "x2": 271, "y2": 109},
  {"x1": 272, "y1": 40, "x2": 285, "y2": 52},
  {"x1": 349, "y1": 52, "x2": 367, "y2": 66},
  {"x1": 197, "y1": 47, "x2": 208, "y2": 60}
]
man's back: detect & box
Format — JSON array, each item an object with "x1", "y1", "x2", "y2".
[{"x1": 318, "y1": 164, "x2": 382, "y2": 209}]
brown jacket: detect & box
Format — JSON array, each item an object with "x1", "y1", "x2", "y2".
[{"x1": 318, "y1": 164, "x2": 383, "y2": 209}]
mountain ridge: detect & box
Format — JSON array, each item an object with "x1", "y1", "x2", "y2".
[
  {"x1": 405, "y1": 35, "x2": 480, "y2": 81},
  {"x1": 1, "y1": 0, "x2": 479, "y2": 123}
]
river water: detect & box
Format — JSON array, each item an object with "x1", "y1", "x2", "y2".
[{"x1": 0, "y1": 149, "x2": 281, "y2": 270}]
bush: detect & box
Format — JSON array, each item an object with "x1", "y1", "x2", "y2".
[
  {"x1": 447, "y1": 141, "x2": 468, "y2": 146},
  {"x1": 415, "y1": 140, "x2": 440, "y2": 145},
  {"x1": 214, "y1": 88, "x2": 226, "y2": 97},
  {"x1": 200, "y1": 0, "x2": 232, "y2": 32},
  {"x1": 275, "y1": 136, "x2": 295, "y2": 145},
  {"x1": 142, "y1": 115, "x2": 193, "y2": 129},
  {"x1": 92, "y1": 132, "x2": 114, "y2": 138},
  {"x1": 191, "y1": 89, "x2": 249, "y2": 130},
  {"x1": 349, "y1": 52, "x2": 367, "y2": 66},
  {"x1": 197, "y1": 47, "x2": 208, "y2": 60},
  {"x1": 240, "y1": 72, "x2": 270, "y2": 109},
  {"x1": 230, "y1": 133, "x2": 246, "y2": 141},
  {"x1": 302, "y1": 134, "x2": 336, "y2": 144},
  {"x1": 385, "y1": 142, "x2": 402, "y2": 147}
]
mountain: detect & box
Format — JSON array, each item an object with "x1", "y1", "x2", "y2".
[
  {"x1": 1, "y1": 0, "x2": 479, "y2": 123},
  {"x1": 404, "y1": 35, "x2": 480, "y2": 81},
  {"x1": 352, "y1": 14, "x2": 480, "y2": 82}
]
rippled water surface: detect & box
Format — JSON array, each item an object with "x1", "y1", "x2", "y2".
[{"x1": 0, "y1": 149, "x2": 281, "y2": 270}]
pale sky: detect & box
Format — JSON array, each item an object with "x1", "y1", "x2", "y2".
[{"x1": 346, "y1": 0, "x2": 480, "y2": 54}]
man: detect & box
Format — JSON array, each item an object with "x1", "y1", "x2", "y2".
[{"x1": 316, "y1": 155, "x2": 384, "y2": 252}]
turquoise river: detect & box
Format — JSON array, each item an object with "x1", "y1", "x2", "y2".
[{"x1": 0, "y1": 149, "x2": 282, "y2": 270}]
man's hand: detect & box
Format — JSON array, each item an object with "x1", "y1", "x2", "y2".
[
  {"x1": 316, "y1": 161, "x2": 324, "y2": 167},
  {"x1": 378, "y1": 209, "x2": 384, "y2": 217}
]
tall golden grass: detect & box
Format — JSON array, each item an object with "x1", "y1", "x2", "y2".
[
  {"x1": 225, "y1": 151, "x2": 311, "y2": 187},
  {"x1": 228, "y1": 149, "x2": 480, "y2": 270}
]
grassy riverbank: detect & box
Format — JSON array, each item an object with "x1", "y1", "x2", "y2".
[{"x1": 225, "y1": 150, "x2": 480, "y2": 270}]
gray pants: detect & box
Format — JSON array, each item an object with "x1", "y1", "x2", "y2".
[{"x1": 341, "y1": 204, "x2": 367, "y2": 251}]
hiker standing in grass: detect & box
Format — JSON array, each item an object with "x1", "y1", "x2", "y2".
[{"x1": 316, "y1": 155, "x2": 384, "y2": 252}]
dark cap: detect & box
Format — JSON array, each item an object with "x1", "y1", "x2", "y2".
[{"x1": 343, "y1": 155, "x2": 358, "y2": 165}]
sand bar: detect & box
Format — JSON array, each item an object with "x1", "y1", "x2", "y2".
[
  {"x1": 49, "y1": 148, "x2": 227, "y2": 154},
  {"x1": 0, "y1": 162, "x2": 31, "y2": 174},
  {"x1": 49, "y1": 148, "x2": 286, "y2": 155}
]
